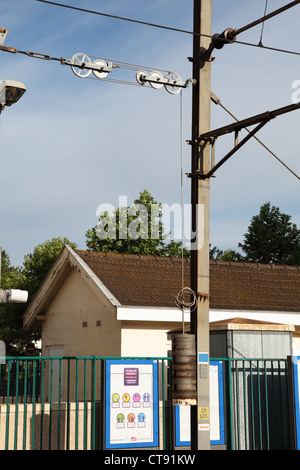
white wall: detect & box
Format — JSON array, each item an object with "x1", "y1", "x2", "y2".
[{"x1": 120, "y1": 322, "x2": 178, "y2": 357}]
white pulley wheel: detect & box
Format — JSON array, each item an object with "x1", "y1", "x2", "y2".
[
  {"x1": 136, "y1": 70, "x2": 147, "y2": 85},
  {"x1": 71, "y1": 53, "x2": 92, "y2": 78},
  {"x1": 149, "y1": 71, "x2": 163, "y2": 89},
  {"x1": 164, "y1": 71, "x2": 181, "y2": 94},
  {"x1": 93, "y1": 59, "x2": 108, "y2": 79}
]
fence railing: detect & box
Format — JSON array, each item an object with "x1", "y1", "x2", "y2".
[
  {"x1": 0, "y1": 356, "x2": 172, "y2": 450},
  {"x1": 219, "y1": 357, "x2": 290, "y2": 450},
  {"x1": 0, "y1": 356, "x2": 293, "y2": 450}
]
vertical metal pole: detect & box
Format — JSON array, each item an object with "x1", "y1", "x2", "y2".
[
  {"x1": 190, "y1": 0, "x2": 212, "y2": 450},
  {"x1": 0, "y1": 246, "x2": 2, "y2": 288}
]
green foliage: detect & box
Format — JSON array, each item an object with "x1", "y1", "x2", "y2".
[
  {"x1": 218, "y1": 249, "x2": 244, "y2": 262},
  {"x1": 0, "y1": 250, "x2": 20, "y2": 290},
  {"x1": 20, "y1": 237, "x2": 77, "y2": 298},
  {"x1": 0, "y1": 237, "x2": 77, "y2": 355},
  {"x1": 86, "y1": 189, "x2": 190, "y2": 257},
  {"x1": 239, "y1": 202, "x2": 300, "y2": 265}
]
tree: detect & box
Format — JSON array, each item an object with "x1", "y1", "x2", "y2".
[
  {"x1": 0, "y1": 250, "x2": 34, "y2": 355},
  {"x1": 218, "y1": 249, "x2": 244, "y2": 262},
  {"x1": 239, "y1": 202, "x2": 300, "y2": 265},
  {"x1": 0, "y1": 249, "x2": 20, "y2": 289},
  {"x1": 0, "y1": 237, "x2": 77, "y2": 355},
  {"x1": 86, "y1": 189, "x2": 190, "y2": 257},
  {"x1": 20, "y1": 237, "x2": 77, "y2": 298}
]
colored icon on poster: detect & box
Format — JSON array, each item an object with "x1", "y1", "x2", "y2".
[
  {"x1": 127, "y1": 413, "x2": 135, "y2": 422},
  {"x1": 138, "y1": 413, "x2": 146, "y2": 422},
  {"x1": 116, "y1": 413, "x2": 125, "y2": 423}
]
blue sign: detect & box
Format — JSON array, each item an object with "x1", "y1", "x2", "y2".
[{"x1": 105, "y1": 359, "x2": 159, "y2": 449}]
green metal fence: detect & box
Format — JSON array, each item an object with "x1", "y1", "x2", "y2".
[
  {"x1": 0, "y1": 356, "x2": 172, "y2": 450},
  {"x1": 0, "y1": 356, "x2": 293, "y2": 450},
  {"x1": 221, "y1": 357, "x2": 291, "y2": 450}
]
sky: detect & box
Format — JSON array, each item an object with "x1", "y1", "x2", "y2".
[{"x1": 0, "y1": 0, "x2": 299, "y2": 268}]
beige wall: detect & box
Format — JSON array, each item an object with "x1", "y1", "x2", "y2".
[
  {"x1": 41, "y1": 268, "x2": 121, "y2": 358},
  {"x1": 40, "y1": 268, "x2": 122, "y2": 401},
  {"x1": 120, "y1": 321, "x2": 185, "y2": 358}
]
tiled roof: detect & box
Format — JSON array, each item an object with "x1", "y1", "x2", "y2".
[{"x1": 75, "y1": 250, "x2": 300, "y2": 312}]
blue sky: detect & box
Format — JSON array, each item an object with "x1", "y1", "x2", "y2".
[{"x1": 0, "y1": 0, "x2": 299, "y2": 267}]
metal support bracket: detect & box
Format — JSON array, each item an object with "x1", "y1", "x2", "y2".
[
  {"x1": 136, "y1": 70, "x2": 195, "y2": 94},
  {"x1": 61, "y1": 57, "x2": 115, "y2": 74},
  {"x1": 137, "y1": 72, "x2": 193, "y2": 89},
  {"x1": 200, "y1": 28, "x2": 236, "y2": 61},
  {"x1": 202, "y1": 119, "x2": 270, "y2": 179}
]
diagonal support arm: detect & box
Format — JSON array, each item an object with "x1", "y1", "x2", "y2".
[{"x1": 202, "y1": 119, "x2": 269, "y2": 179}]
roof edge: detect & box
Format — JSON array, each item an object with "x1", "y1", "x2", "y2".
[
  {"x1": 70, "y1": 247, "x2": 121, "y2": 307},
  {"x1": 23, "y1": 245, "x2": 121, "y2": 330}
]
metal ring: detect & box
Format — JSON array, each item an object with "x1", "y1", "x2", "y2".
[
  {"x1": 92, "y1": 59, "x2": 108, "y2": 79},
  {"x1": 175, "y1": 287, "x2": 197, "y2": 311},
  {"x1": 71, "y1": 53, "x2": 92, "y2": 78},
  {"x1": 164, "y1": 71, "x2": 182, "y2": 95}
]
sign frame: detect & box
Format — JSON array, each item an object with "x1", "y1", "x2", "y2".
[
  {"x1": 174, "y1": 360, "x2": 225, "y2": 447},
  {"x1": 105, "y1": 359, "x2": 159, "y2": 449}
]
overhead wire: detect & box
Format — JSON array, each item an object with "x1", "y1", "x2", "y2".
[
  {"x1": 34, "y1": 0, "x2": 300, "y2": 58},
  {"x1": 88, "y1": 55, "x2": 173, "y2": 75},
  {"x1": 258, "y1": 0, "x2": 269, "y2": 46},
  {"x1": 1, "y1": 1, "x2": 298, "y2": 180}
]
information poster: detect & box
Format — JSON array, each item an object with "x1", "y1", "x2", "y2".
[
  {"x1": 293, "y1": 356, "x2": 300, "y2": 450},
  {"x1": 175, "y1": 361, "x2": 225, "y2": 446},
  {"x1": 105, "y1": 360, "x2": 159, "y2": 449}
]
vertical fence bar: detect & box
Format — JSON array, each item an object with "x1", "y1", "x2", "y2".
[
  {"x1": 5, "y1": 360, "x2": 11, "y2": 450},
  {"x1": 49, "y1": 359, "x2": 53, "y2": 450},
  {"x1": 57, "y1": 358, "x2": 62, "y2": 450},
  {"x1": 161, "y1": 360, "x2": 165, "y2": 450},
  {"x1": 264, "y1": 361, "x2": 270, "y2": 450},
  {"x1": 257, "y1": 361, "x2": 262, "y2": 450},
  {"x1": 168, "y1": 358, "x2": 173, "y2": 450},
  {"x1": 22, "y1": 360, "x2": 28, "y2": 450},
  {"x1": 278, "y1": 361, "x2": 283, "y2": 448},
  {"x1": 75, "y1": 358, "x2": 79, "y2": 450},
  {"x1": 40, "y1": 359, "x2": 45, "y2": 450},
  {"x1": 100, "y1": 359, "x2": 104, "y2": 450},
  {"x1": 235, "y1": 360, "x2": 241, "y2": 449},
  {"x1": 283, "y1": 360, "x2": 290, "y2": 447},
  {"x1": 242, "y1": 361, "x2": 248, "y2": 450},
  {"x1": 67, "y1": 358, "x2": 70, "y2": 451},
  {"x1": 226, "y1": 358, "x2": 234, "y2": 450},
  {"x1": 31, "y1": 360, "x2": 36, "y2": 450},
  {"x1": 83, "y1": 358, "x2": 87, "y2": 450},
  {"x1": 249, "y1": 361, "x2": 255, "y2": 449},
  {"x1": 13, "y1": 360, "x2": 20, "y2": 450},
  {"x1": 92, "y1": 357, "x2": 96, "y2": 450}
]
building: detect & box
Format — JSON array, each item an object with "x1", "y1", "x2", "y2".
[{"x1": 23, "y1": 245, "x2": 300, "y2": 358}]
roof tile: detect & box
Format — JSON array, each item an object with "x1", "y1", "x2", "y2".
[{"x1": 75, "y1": 250, "x2": 300, "y2": 312}]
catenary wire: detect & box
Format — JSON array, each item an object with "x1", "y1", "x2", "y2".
[
  {"x1": 0, "y1": 44, "x2": 298, "y2": 179},
  {"x1": 258, "y1": 0, "x2": 269, "y2": 46},
  {"x1": 35, "y1": 0, "x2": 300, "y2": 57}
]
